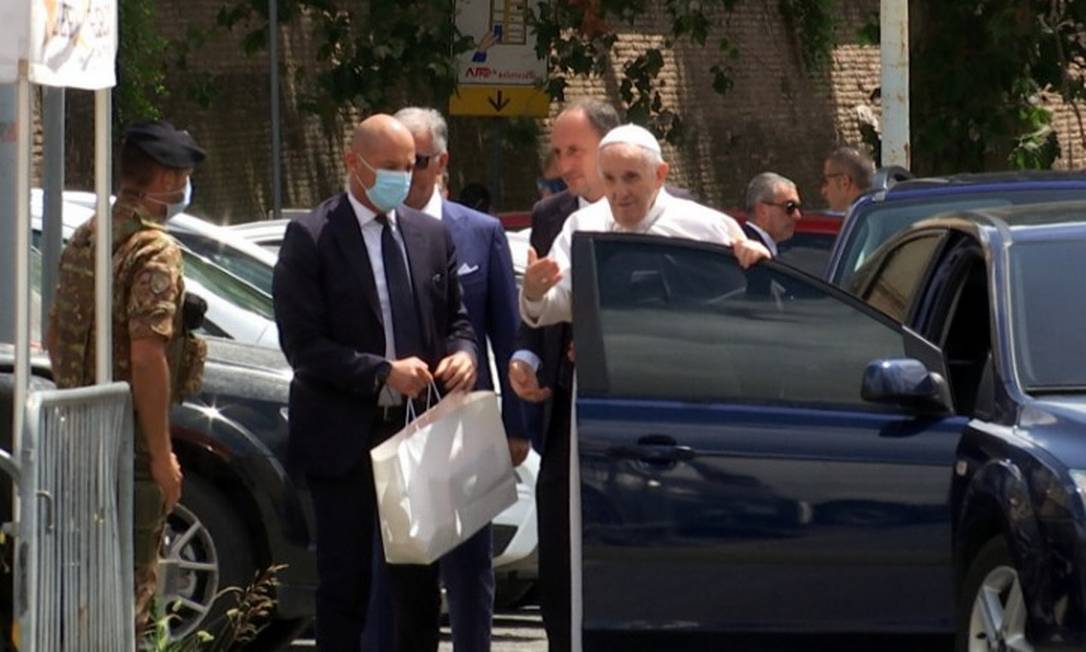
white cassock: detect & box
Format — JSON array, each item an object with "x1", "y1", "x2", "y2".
[{"x1": 519, "y1": 187, "x2": 747, "y2": 327}]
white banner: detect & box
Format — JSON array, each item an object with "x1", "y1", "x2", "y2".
[
  {"x1": 29, "y1": 0, "x2": 117, "y2": 89},
  {"x1": 0, "y1": 1, "x2": 31, "y2": 83}
]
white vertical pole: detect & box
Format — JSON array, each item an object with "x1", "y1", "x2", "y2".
[
  {"x1": 14, "y1": 60, "x2": 31, "y2": 466},
  {"x1": 880, "y1": 0, "x2": 910, "y2": 168},
  {"x1": 41, "y1": 87, "x2": 65, "y2": 326},
  {"x1": 269, "y1": 0, "x2": 282, "y2": 221},
  {"x1": 0, "y1": 85, "x2": 16, "y2": 345},
  {"x1": 95, "y1": 89, "x2": 112, "y2": 385}
]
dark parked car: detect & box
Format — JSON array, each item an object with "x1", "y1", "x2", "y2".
[
  {"x1": 0, "y1": 339, "x2": 317, "y2": 648},
  {"x1": 568, "y1": 203, "x2": 1086, "y2": 650},
  {"x1": 825, "y1": 171, "x2": 1086, "y2": 287}
]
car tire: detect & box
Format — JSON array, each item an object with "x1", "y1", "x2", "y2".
[
  {"x1": 955, "y1": 537, "x2": 1033, "y2": 652},
  {"x1": 158, "y1": 474, "x2": 257, "y2": 643}
]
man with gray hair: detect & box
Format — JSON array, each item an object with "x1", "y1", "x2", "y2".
[
  {"x1": 821, "y1": 145, "x2": 875, "y2": 212},
  {"x1": 743, "y1": 171, "x2": 803, "y2": 256},
  {"x1": 356, "y1": 106, "x2": 527, "y2": 652},
  {"x1": 521, "y1": 124, "x2": 769, "y2": 328}
]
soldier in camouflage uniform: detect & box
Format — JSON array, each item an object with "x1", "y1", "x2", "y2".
[{"x1": 45, "y1": 121, "x2": 208, "y2": 635}]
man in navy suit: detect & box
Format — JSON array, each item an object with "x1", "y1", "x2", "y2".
[
  {"x1": 742, "y1": 171, "x2": 803, "y2": 255},
  {"x1": 273, "y1": 114, "x2": 478, "y2": 652},
  {"x1": 358, "y1": 107, "x2": 530, "y2": 652}
]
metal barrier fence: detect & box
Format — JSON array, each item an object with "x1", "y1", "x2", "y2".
[{"x1": 9, "y1": 383, "x2": 135, "y2": 652}]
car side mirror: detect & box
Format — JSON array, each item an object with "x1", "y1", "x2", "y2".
[{"x1": 861, "y1": 358, "x2": 953, "y2": 415}]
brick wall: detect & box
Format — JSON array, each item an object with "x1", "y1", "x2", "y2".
[
  {"x1": 57, "y1": 1, "x2": 1084, "y2": 223},
  {"x1": 538, "y1": 1, "x2": 883, "y2": 211}
]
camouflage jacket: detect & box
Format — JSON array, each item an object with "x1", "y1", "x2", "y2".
[{"x1": 48, "y1": 195, "x2": 206, "y2": 403}]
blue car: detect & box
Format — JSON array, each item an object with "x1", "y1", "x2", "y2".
[
  {"x1": 825, "y1": 171, "x2": 1086, "y2": 287},
  {"x1": 569, "y1": 201, "x2": 1086, "y2": 650}
]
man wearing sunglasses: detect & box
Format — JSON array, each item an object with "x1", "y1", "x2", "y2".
[{"x1": 742, "y1": 172, "x2": 803, "y2": 256}]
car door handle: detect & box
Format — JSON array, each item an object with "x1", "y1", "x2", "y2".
[{"x1": 607, "y1": 435, "x2": 696, "y2": 463}]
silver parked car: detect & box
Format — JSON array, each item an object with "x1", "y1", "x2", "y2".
[{"x1": 31, "y1": 189, "x2": 280, "y2": 347}]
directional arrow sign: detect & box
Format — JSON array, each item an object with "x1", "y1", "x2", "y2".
[
  {"x1": 450, "y1": 0, "x2": 548, "y2": 118},
  {"x1": 450, "y1": 86, "x2": 549, "y2": 117},
  {"x1": 487, "y1": 90, "x2": 512, "y2": 112}
]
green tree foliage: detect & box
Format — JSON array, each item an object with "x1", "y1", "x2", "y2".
[
  {"x1": 910, "y1": 2, "x2": 1054, "y2": 173},
  {"x1": 217, "y1": 0, "x2": 474, "y2": 122},
  {"x1": 895, "y1": 1, "x2": 1086, "y2": 174},
  {"x1": 114, "y1": 0, "x2": 223, "y2": 127},
  {"x1": 215, "y1": 0, "x2": 836, "y2": 144},
  {"x1": 114, "y1": 0, "x2": 169, "y2": 128}
]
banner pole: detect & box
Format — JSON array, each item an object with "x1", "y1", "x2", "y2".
[{"x1": 94, "y1": 88, "x2": 112, "y2": 385}]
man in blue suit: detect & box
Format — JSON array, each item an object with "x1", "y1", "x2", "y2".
[{"x1": 361, "y1": 107, "x2": 530, "y2": 652}]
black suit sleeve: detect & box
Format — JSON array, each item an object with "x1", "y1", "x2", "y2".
[
  {"x1": 273, "y1": 219, "x2": 387, "y2": 396},
  {"x1": 442, "y1": 226, "x2": 479, "y2": 363},
  {"x1": 513, "y1": 200, "x2": 561, "y2": 373}
]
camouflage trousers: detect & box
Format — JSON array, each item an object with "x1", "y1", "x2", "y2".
[{"x1": 134, "y1": 474, "x2": 167, "y2": 636}]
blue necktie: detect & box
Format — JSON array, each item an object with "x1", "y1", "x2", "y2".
[{"x1": 376, "y1": 214, "x2": 424, "y2": 360}]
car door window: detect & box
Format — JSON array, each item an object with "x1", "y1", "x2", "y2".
[
  {"x1": 173, "y1": 233, "x2": 274, "y2": 296},
  {"x1": 577, "y1": 236, "x2": 909, "y2": 410},
  {"x1": 852, "y1": 233, "x2": 944, "y2": 322}
]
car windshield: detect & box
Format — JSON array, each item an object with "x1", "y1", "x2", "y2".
[
  {"x1": 171, "y1": 232, "x2": 274, "y2": 296},
  {"x1": 1010, "y1": 238, "x2": 1086, "y2": 392},
  {"x1": 181, "y1": 251, "x2": 275, "y2": 321},
  {"x1": 836, "y1": 189, "x2": 1086, "y2": 288}
]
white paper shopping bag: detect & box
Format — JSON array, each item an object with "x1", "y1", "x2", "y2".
[{"x1": 371, "y1": 390, "x2": 518, "y2": 564}]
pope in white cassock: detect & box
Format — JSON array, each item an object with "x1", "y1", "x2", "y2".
[{"x1": 520, "y1": 123, "x2": 771, "y2": 327}]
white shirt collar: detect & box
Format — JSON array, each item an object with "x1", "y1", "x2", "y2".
[
  {"x1": 346, "y1": 189, "x2": 397, "y2": 228},
  {"x1": 577, "y1": 195, "x2": 593, "y2": 210},
  {"x1": 420, "y1": 187, "x2": 443, "y2": 220},
  {"x1": 745, "y1": 221, "x2": 778, "y2": 256}
]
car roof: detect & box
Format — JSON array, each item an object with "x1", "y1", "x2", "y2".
[
  {"x1": 882, "y1": 170, "x2": 1086, "y2": 196},
  {"x1": 918, "y1": 200, "x2": 1086, "y2": 243},
  {"x1": 53, "y1": 190, "x2": 279, "y2": 268},
  {"x1": 229, "y1": 219, "x2": 291, "y2": 236}
]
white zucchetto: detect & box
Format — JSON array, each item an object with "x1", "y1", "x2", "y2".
[{"x1": 598, "y1": 123, "x2": 662, "y2": 155}]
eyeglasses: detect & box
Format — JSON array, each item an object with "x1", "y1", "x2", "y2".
[
  {"x1": 762, "y1": 200, "x2": 802, "y2": 215},
  {"x1": 415, "y1": 153, "x2": 440, "y2": 170},
  {"x1": 821, "y1": 172, "x2": 846, "y2": 185}
]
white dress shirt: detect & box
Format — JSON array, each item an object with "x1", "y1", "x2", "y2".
[
  {"x1": 347, "y1": 190, "x2": 412, "y2": 405},
  {"x1": 510, "y1": 193, "x2": 600, "y2": 372},
  {"x1": 520, "y1": 188, "x2": 746, "y2": 327},
  {"x1": 420, "y1": 187, "x2": 444, "y2": 220},
  {"x1": 744, "y1": 221, "x2": 779, "y2": 256}
]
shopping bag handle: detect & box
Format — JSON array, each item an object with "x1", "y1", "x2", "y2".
[{"x1": 404, "y1": 381, "x2": 443, "y2": 426}]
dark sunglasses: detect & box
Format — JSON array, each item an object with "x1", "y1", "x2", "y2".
[
  {"x1": 762, "y1": 199, "x2": 802, "y2": 215},
  {"x1": 414, "y1": 153, "x2": 437, "y2": 170}
]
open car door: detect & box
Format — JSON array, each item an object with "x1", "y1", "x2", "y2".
[{"x1": 570, "y1": 233, "x2": 967, "y2": 642}]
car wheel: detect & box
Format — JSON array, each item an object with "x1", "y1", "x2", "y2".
[
  {"x1": 158, "y1": 474, "x2": 257, "y2": 642},
  {"x1": 956, "y1": 537, "x2": 1034, "y2": 652}
]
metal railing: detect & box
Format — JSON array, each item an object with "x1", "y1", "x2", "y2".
[{"x1": 6, "y1": 382, "x2": 135, "y2": 652}]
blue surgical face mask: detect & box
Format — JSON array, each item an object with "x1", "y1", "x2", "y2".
[
  {"x1": 145, "y1": 178, "x2": 192, "y2": 220},
  {"x1": 354, "y1": 154, "x2": 412, "y2": 213}
]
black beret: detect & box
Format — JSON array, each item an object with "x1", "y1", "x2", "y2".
[{"x1": 123, "y1": 120, "x2": 206, "y2": 169}]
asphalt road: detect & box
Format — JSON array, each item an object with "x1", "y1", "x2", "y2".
[
  {"x1": 289, "y1": 609, "x2": 955, "y2": 652},
  {"x1": 290, "y1": 608, "x2": 548, "y2": 651}
]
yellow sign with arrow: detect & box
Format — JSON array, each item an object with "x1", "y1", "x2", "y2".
[{"x1": 450, "y1": 0, "x2": 549, "y2": 118}]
